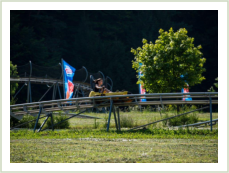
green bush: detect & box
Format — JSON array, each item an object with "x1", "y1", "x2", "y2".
[
  {"x1": 10, "y1": 116, "x2": 20, "y2": 128},
  {"x1": 187, "y1": 113, "x2": 199, "y2": 124},
  {"x1": 11, "y1": 115, "x2": 41, "y2": 129},
  {"x1": 45, "y1": 115, "x2": 70, "y2": 129},
  {"x1": 168, "y1": 113, "x2": 199, "y2": 126}
]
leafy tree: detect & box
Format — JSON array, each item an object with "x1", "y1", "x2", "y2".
[
  {"x1": 214, "y1": 77, "x2": 218, "y2": 89},
  {"x1": 208, "y1": 77, "x2": 218, "y2": 92},
  {"x1": 131, "y1": 28, "x2": 206, "y2": 93},
  {"x1": 10, "y1": 61, "x2": 19, "y2": 104}
]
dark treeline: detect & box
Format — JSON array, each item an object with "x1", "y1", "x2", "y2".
[{"x1": 10, "y1": 10, "x2": 218, "y2": 102}]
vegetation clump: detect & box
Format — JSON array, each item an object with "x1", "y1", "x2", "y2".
[
  {"x1": 168, "y1": 113, "x2": 199, "y2": 126},
  {"x1": 45, "y1": 115, "x2": 70, "y2": 129},
  {"x1": 131, "y1": 28, "x2": 206, "y2": 93},
  {"x1": 120, "y1": 114, "x2": 134, "y2": 128},
  {"x1": 10, "y1": 115, "x2": 41, "y2": 129}
]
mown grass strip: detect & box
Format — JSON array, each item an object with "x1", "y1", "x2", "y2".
[
  {"x1": 11, "y1": 128, "x2": 218, "y2": 140},
  {"x1": 10, "y1": 138, "x2": 218, "y2": 163}
]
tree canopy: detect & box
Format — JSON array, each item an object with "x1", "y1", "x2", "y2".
[
  {"x1": 131, "y1": 28, "x2": 206, "y2": 93},
  {"x1": 10, "y1": 61, "x2": 18, "y2": 100}
]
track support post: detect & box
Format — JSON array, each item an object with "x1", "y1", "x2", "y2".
[
  {"x1": 13, "y1": 83, "x2": 26, "y2": 100},
  {"x1": 52, "y1": 83, "x2": 56, "y2": 100},
  {"x1": 113, "y1": 106, "x2": 118, "y2": 131},
  {"x1": 209, "y1": 96, "x2": 213, "y2": 131},
  {"x1": 57, "y1": 83, "x2": 62, "y2": 99},
  {"x1": 117, "y1": 107, "x2": 121, "y2": 131},
  {"x1": 106, "y1": 98, "x2": 113, "y2": 132},
  {"x1": 33, "y1": 107, "x2": 42, "y2": 132},
  {"x1": 29, "y1": 82, "x2": 32, "y2": 102},
  {"x1": 37, "y1": 113, "x2": 51, "y2": 132},
  {"x1": 27, "y1": 82, "x2": 30, "y2": 103}
]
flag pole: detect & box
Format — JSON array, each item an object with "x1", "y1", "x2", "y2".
[{"x1": 61, "y1": 59, "x2": 65, "y2": 99}]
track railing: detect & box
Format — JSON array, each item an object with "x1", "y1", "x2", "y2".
[
  {"x1": 10, "y1": 92, "x2": 217, "y2": 132},
  {"x1": 11, "y1": 92, "x2": 217, "y2": 116}
]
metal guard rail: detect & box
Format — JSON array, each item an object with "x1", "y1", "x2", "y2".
[
  {"x1": 11, "y1": 92, "x2": 218, "y2": 107},
  {"x1": 10, "y1": 92, "x2": 218, "y2": 117}
]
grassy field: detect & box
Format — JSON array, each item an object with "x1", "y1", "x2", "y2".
[
  {"x1": 10, "y1": 108, "x2": 218, "y2": 163},
  {"x1": 10, "y1": 128, "x2": 218, "y2": 163},
  {"x1": 11, "y1": 137, "x2": 218, "y2": 163}
]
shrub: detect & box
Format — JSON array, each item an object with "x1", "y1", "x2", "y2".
[
  {"x1": 45, "y1": 115, "x2": 70, "y2": 129},
  {"x1": 168, "y1": 113, "x2": 199, "y2": 126},
  {"x1": 11, "y1": 115, "x2": 41, "y2": 129},
  {"x1": 187, "y1": 113, "x2": 199, "y2": 124},
  {"x1": 10, "y1": 116, "x2": 19, "y2": 128}
]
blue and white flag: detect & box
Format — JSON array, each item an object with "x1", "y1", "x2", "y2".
[{"x1": 63, "y1": 60, "x2": 76, "y2": 99}]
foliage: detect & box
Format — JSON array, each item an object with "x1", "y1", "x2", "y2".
[
  {"x1": 10, "y1": 115, "x2": 41, "y2": 129},
  {"x1": 45, "y1": 115, "x2": 70, "y2": 129},
  {"x1": 208, "y1": 77, "x2": 218, "y2": 92},
  {"x1": 10, "y1": 61, "x2": 18, "y2": 99},
  {"x1": 161, "y1": 105, "x2": 199, "y2": 126},
  {"x1": 168, "y1": 113, "x2": 199, "y2": 126},
  {"x1": 10, "y1": 97, "x2": 18, "y2": 105},
  {"x1": 165, "y1": 104, "x2": 197, "y2": 113},
  {"x1": 11, "y1": 114, "x2": 70, "y2": 130},
  {"x1": 214, "y1": 77, "x2": 218, "y2": 88},
  {"x1": 131, "y1": 28, "x2": 206, "y2": 93},
  {"x1": 10, "y1": 116, "x2": 20, "y2": 128},
  {"x1": 10, "y1": 13, "x2": 50, "y2": 64}
]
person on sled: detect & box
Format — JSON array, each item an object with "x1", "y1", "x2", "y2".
[{"x1": 93, "y1": 78, "x2": 112, "y2": 93}]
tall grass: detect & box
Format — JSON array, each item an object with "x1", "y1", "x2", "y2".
[
  {"x1": 103, "y1": 114, "x2": 108, "y2": 128},
  {"x1": 93, "y1": 119, "x2": 100, "y2": 129},
  {"x1": 120, "y1": 114, "x2": 134, "y2": 128}
]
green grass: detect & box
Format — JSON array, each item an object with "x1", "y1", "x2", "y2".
[
  {"x1": 10, "y1": 128, "x2": 218, "y2": 140},
  {"x1": 10, "y1": 137, "x2": 218, "y2": 163}
]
